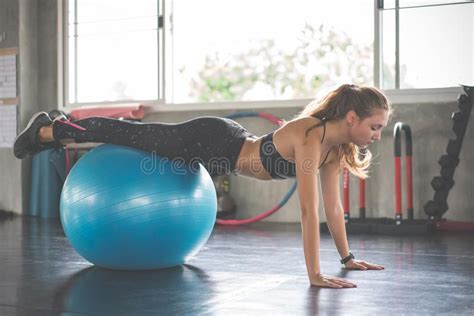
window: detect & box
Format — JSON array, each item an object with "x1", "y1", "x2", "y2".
[
  {"x1": 67, "y1": 0, "x2": 160, "y2": 104},
  {"x1": 62, "y1": 0, "x2": 473, "y2": 106},
  {"x1": 171, "y1": 0, "x2": 374, "y2": 103},
  {"x1": 379, "y1": 0, "x2": 473, "y2": 89}
]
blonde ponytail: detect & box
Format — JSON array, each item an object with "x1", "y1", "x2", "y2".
[{"x1": 290, "y1": 84, "x2": 392, "y2": 179}]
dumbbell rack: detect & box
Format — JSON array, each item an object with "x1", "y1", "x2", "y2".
[
  {"x1": 424, "y1": 85, "x2": 473, "y2": 222},
  {"x1": 322, "y1": 85, "x2": 473, "y2": 235}
]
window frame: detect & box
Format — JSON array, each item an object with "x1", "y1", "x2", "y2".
[
  {"x1": 375, "y1": 0, "x2": 473, "y2": 90},
  {"x1": 58, "y1": 0, "x2": 165, "y2": 109},
  {"x1": 57, "y1": 0, "x2": 469, "y2": 112}
]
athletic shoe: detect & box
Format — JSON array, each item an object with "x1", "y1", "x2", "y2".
[
  {"x1": 48, "y1": 109, "x2": 70, "y2": 122},
  {"x1": 13, "y1": 112, "x2": 59, "y2": 159}
]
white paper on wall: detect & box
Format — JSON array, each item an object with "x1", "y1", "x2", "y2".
[
  {"x1": 0, "y1": 54, "x2": 16, "y2": 99},
  {"x1": 0, "y1": 105, "x2": 17, "y2": 148}
]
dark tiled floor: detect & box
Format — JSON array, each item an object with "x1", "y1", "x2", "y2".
[{"x1": 0, "y1": 216, "x2": 473, "y2": 315}]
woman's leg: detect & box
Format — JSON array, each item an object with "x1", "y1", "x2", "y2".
[
  {"x1": 49, "y1": 116, "x2": 253, "y2": 176},
  {"x1": 51, "y1": 117, "x2": 194, "y2": 156}
]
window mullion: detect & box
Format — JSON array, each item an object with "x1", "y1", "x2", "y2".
[
  {"x1": 374, "y1": 0, "x2": 383, "y2": 88},
  {"x1": 157, "y1": 0, "x2": 161, "y2": 102},
  {"x1": 74, "y1": 0, "x2": 78, "y2": 104},
  {"x1": 163, "y1": 0, "x2": 173, "y2": 103},
  {"x1": 395, "y1": 0, "x2": 400, "y2": 89}
]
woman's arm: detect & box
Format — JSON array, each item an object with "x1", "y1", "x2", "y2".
[
  {"x1": 319, "y1": 159, "x2": 350, "y2": 260},
  {"x1": 294, "y1": 141, "x2": 356, "y2": 288},
  {"x1": 319, "y1": 159, "x2": 385, "y2": 271},
  {"x1": 294, "y1": 140, "x2": 321, "y2": 278}
]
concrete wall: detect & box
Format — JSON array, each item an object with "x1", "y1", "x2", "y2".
[
  {"x1": 0, "y1": 0, "x2": 18, "y2": 48},
  {"x1": 0, "y1": 0, "x2": 21, "y2": 214},
  {"x1": 0, "y1": 1, "x2": 472, "y2": 223},
  {"x1": 0, "y1": 0, "x2": 57, "y2": 214}
]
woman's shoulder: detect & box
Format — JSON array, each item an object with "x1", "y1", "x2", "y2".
[
  {"x1": 280, "y1": 116, "x2": 324, "y2": 141},
  {"x1": 273, "y1": 116, "x2": 325, "y2": 153},
  {"x1": 284, "y1": 115, "x2": 325, "y2": 128}
]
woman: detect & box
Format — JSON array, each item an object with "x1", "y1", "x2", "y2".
[{"x1": 14, "y1": 83, "x2": 391, "y2": 289}]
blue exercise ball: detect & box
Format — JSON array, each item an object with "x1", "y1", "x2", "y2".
[{"x1": 60, "y1": 144, "x2": 217, "y2": 270}]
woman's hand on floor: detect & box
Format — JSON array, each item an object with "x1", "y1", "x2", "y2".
[
  {"x1": 344, "y1": 259, "x2": 385, "y2": 270},
  {"x1": 309, "y1": 273, "x2": 357, "y2": 288}
]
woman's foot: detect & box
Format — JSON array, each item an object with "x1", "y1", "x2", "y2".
[{"x1": 13, "y1": 112, "x2": 60, "y2": 159}]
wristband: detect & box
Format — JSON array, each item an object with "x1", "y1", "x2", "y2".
[{"x1": 340, "y1": 252, "x2": 354, "y2": 265}]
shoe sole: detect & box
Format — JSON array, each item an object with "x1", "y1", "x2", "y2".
[{"x1": 13, "y1": 111, "x2": 49, "y2": 158}]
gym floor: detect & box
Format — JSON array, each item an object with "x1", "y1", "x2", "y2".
[{"x1": 0, "y1": 216, "x2": 473, "y2": 315}]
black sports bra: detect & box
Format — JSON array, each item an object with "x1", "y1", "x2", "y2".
[{"x1": 259, "y1": 116, "x2": 331, "y2": 180}]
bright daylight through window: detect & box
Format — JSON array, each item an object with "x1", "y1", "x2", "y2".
[
  {"x1": 67, "y1": 0, "x2": 158, "y2": 104},
  {"x1": 171, "y1": 0, "x2": 374, "y2": 103},
  {"x1": 65, "y1": 0, "x2": 473, "y2": 105},
  {"x1": 381, "y1": 1, "x2": 473, "y2": 89}
]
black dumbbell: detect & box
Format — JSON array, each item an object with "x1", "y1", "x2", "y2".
[
  {"x1": 433, "y1": 187, "x2": 451, "y2": 202},
  {"x1": 446, "y1": 139, "x2": 462, "y2": 156},
  {"x1": 431, "y1": 176, "x2": 454, "y2": 191},
  {"x1": 440, "y1": 166, "x2": 456, "y2": 179},
  {"x1": 457, "y1": 93, "x2": 468, "y2": 103},
  {"x1": 452, "y1": 121, "x2": 468, "y2": 139},
  {"x1": 464, "y1": 86, "x2": 473, "y2": 97},
  {"x1": 424, "y1": 200, "x2": 448, "y2": 217},
  {"x1": 451, "y1": 110, "x2": 468, "y2": 122},
  {"x1": 457, "y1": 94, "x2": 472, "y2": 112},
  {"x1": 438, "y1": 154, "x2": 459, "y2": 168}
]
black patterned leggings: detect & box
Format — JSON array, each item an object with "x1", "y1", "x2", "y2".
[{"x1": 53, "y1": 116, "x2": 257, "y2": 176}]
